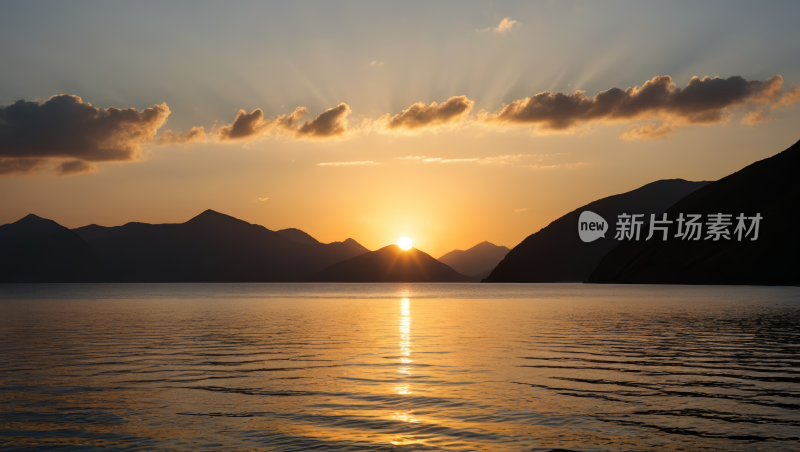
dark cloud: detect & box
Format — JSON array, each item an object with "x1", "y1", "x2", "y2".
[
  {"x1": 296, "y1": 103, "x2": 350, "y2": 138},
  {"x1": 218, "y1": 108, "x2": 269, "y2": 140},
  {"x1": 0, "y1": 158, "x2": 47, "y2": 176},
  {"x1": 156, "y1": 126, "x2": 206, "y2": 145},
  {"x1": 482, "y1": 75, "x2": 785, "y2": 130},
  {"x1": 384, "y1": 95, "x2": 474, "y2": 131},
  {"x1": 56, "y1": 160, "x2": 98, "y2": 176},
  {"x1": 0, "y1": 94, "x2": 170, "y2": 161},
  {"x1": 218, "y1": 104, "x2": 349, "y2": 141}
]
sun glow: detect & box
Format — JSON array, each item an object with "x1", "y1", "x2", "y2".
[{"x1": 398, "y1": 237, "x2": 412, "y2": 250}]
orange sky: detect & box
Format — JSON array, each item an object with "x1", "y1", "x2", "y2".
[{"x1": 1, "y1": 2, "x2": 799, "y2": 257}]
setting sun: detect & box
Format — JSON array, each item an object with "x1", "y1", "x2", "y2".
[{"x1": 398, "y1": 237, "x2": 412, "y2": 250}]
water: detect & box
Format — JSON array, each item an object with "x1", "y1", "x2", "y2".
[{"x1": 1, "y1": 283, "x2": 799, "y2": 451}]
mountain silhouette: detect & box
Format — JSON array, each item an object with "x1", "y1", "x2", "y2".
[
  {"x1": 277, "y1": 228, "x2": 321, "y2": 245},
  {"x1": 484, "y1": 179, "x2": 711, "y2": 282},
  {"x1": 310, "y1": 245, "x2": 473, "y2": 282},
  {"x1": 588, "y1": 139, "x2": 800, "y2": 285},
  {"x1": 0, "y1": 214, "x2": 105, "y2": 282},
  {"x1": 71, "y1": 209, "x2": 369, "y2": 282},
  {"x1": 438, "y1": 241, "x2": 510, "y2": 277}
]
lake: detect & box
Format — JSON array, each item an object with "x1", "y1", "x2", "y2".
[{"x1": 1, "y1": 283, "x2": 799, "y2": 451}]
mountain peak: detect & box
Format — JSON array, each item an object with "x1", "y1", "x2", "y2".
[
  {"x1": 437, "y1": 240, "x2": 511, "y2": 277},
  {"x1": 185, "y1": 209, "x2": 248, "y2": 226},
  {"x1": 310, "y1": 243, "x2": 471, "y2": 282},
  {"x1": 10, "y1": 214, "x2": 66, "y2": 236}
]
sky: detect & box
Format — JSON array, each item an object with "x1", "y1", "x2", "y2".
[{"x1": 1, "y1": 0, "x2": 799, "y2": 257}]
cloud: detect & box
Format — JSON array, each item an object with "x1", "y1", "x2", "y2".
[
  {"x1": 740, "y1": 110, "x2": 770, "y2": 126},
  {"x1": 481, "y1": 75, "x2": 786, "y2": 132},
  {"x1": 218, "y1": 104, "x2": 350, "y2": 141},
  {"x1": 398, "y1": 154, "x2": 531, "y2": 164},
  {"x1": 526, "y1": 162, "x2": 591, "y2": 169},
  {"x1": 296, "y1": 103, "x2": 351, "y2": 138},
  {"x1": 0, "y1": 94, "x2": 169, "y2": 177},
  {"x1": 368, "y1": 61, "x2": 384, "y2": 67},
  {"x1": 0, "y1": 158, "x2": 47, "y2": 176},
  {"x1": 479, "y1": 17, "x2": 519, "y2": 33},
  {"x1": 620, "y1": 123, "x2": 676, "y2": 140},
  {"x1": 399, "y1": 154, "x2": 589, "y2": 169},
  {"x1": 156, "y1": 126, "x2": 207, "y2": 145},
  {"x1": 380, "y1": 96, "x2": 474, "y2": 132},
  {"x1": 218, "y1": 108, "x2": 271, "y2": 140},
  {"x1": 494, "y1": 17, "x2": 518, "y2": 33},
  {"x1": 317, "y1": 161, "x2": 378, "y2": 166},
  {"x1": 423, "y1": 157, "x2": 479, "y2": 163},
  {"x1": 0, "y1": 94, "x2": 170, "y2": 161},
  {"x1": 514, "y1": 208, "x2": 530, "y2": 213},
  {"x1": 253, "y1": 197, "x2": 269, "y2": 202},
  {"x1": 56, "y1": 160, "x2": 98, "y2": 176},
  {"x1": 771, "y1": 86, "x2": 800, "y2": 110}
]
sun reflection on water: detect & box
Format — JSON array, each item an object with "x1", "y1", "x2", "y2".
[{"x1": 395, "y1": 298, "x2": 414, "y2": 400}]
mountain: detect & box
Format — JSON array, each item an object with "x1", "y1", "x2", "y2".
[
  {"x1": 588, "y1": 139, "x2": 800, "y2": 285},
  {"x1": 72, "y1": 209, "x2": 369, "y2": 282},
  {"x1": 0, "y1": 214, "x2": 105, "y2": 282},
  {"x1": 438, "y1": 241, "x2": 510, "y2": 277},
  {"x1": 483, "y1": 179, "x2": 712, "y2": 283},
  {"x1": 277, "y1": 228, "x2": 320, "y2": 245},
  {"x1": 310, "y1": 245, "x2": 473, "y2": 282}
]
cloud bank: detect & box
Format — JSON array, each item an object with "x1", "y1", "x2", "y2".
[
  {"x1": 218, "y1": 103, "x2": 351, "y2": 141},
  {"x1": 481, "y1": 75, "x2": 786, "y2": 131}
]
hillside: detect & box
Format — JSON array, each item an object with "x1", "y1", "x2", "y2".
[
  {"x1": 438, "y1": 241, "x2": 510, "y2": 277},
  {"x1": 588, "y1": 139, "x2": 800, "y2": 285},
  {"x1": 484, "y1": 179, "x2": 711, "y2": 282}
]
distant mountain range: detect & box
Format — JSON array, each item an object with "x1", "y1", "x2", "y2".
[
  {"x1": 0, "y1": 210, "x2": 369, "y2": 282},
  {"x1": 0, "y1": 214, "x2": 105, "y2": 282},
  {"x1": 3, "y1": 139, "x2": 796, "y2": 285},
  {"x1": 588, "y1": 139, "x2": 800, "y2": 285},
  {"x1": 484, "y1": 179, "x2": 711, "y2": 282},
  {"x1": 438, "y1": 241, "x2": 510, "y2": 278},
  {"x1": 310, "y1": 245, "x2": 472, "y2": 282}
]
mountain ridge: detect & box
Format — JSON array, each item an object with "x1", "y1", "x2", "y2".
[
  {"x1": 587, "y1": 139, "x2": 800, "y2": 285},
  {"x1": 483, "y1": 179, "x2": 712, "y2": 283},
  {"x1": 438, "y1": 241, "x2": 510, "y2": 277}
]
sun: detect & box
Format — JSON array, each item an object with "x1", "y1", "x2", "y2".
[{"x1": 398, "y1": 237, "x2": 412, "y2": 250}]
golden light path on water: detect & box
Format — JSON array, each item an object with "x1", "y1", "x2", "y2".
[{"x1": 392, "y1": 298, "x2": 419, "y2": 445}]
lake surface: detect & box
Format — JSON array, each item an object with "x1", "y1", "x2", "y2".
[{"x1": 1, "y1": 283, "x2": 799, "y2": 451}]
